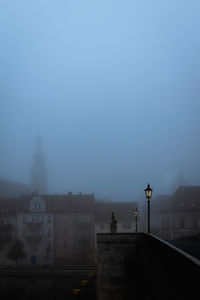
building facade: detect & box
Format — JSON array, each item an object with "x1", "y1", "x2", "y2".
[
  {"x1": 95, "y1": 202, "x2": 138, "y2": 234},
  {"x1": 54, "y1": 192, "x2": 95, "y2": 265},
  {"x1": 0, "y1": 192, "x2": 138, "y2": 265},
  {"x1": 150, "y1": 186, "x2": 200, "y2": 241},
  {"x1": 17, "y1": 192, "x2": 55, "y2": 265}
]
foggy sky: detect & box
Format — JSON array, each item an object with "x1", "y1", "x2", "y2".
[{"x1": 0, "y1": 0, "x2": 200, "y2": 201}]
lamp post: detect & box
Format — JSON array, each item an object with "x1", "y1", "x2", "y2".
[
  {"x1": 144, "y1": 183, "x2": 153, "y2": 234},
  {"x1": 134, "y1": 207, "x2": 138, "y2": 233}
]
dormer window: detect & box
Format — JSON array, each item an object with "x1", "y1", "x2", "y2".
[{"x1": 30, "y1": 197, "x2": 45, "y2": 212}]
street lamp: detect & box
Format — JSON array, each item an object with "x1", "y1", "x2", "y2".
[
  {"x1": 145, "y1": 183, "x2": 153, "y2": 234},
  {"x1": 134, "y1": 207, "x2": 138, "y2": 233}
]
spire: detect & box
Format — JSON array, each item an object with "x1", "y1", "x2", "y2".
[{"x1": 31, "y1": 136, "x2": 47, "y2": 194}]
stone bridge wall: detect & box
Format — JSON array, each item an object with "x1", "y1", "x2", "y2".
[{"x1": 96, "y1": 233, "x2": 200, "y2": 300}]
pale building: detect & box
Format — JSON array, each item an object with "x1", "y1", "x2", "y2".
[
  {"x1": 54, "y1": 192, "x2": 95, "y2": 265},
  {"x1": 94, "y1": 202, "x2": 138, "y2": 253},
  {"x1": 17, "y1": 192, "x2": 55, "y2": 265}
]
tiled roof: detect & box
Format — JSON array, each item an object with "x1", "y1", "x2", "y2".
[
  {"x1": 0, "y1": 198, "x2": 19, "y2": 215},
  {"x1": 0, "y1": 193, "x2": 95, "y2": 213},
  {"x1": 151, "y1": 195, "x2": 172, "y2": 212},
  {"x1": 55, "y1": 193, "x2": 95, "y2": 212},
  {"x1": 0, "y1": 193, "x2": 138, "y2": 218},
  {"x1": 171, "y1": 186, "x2": 200, "y2": 211},
  {"x1": 0, "y1": 178, "x2": 31, "y2": 197}
]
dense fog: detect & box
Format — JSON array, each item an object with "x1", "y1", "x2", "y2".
[{"x1": 0, "y1": 0, "x2": 200, "y2": 201}]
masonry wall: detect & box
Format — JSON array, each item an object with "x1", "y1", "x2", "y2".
[
  {"x1": 96, "y1": 233, "x2": 142, "y2": 300},
  {"x1": 97, "y1": 233, "x2": 200, "y2": 300}
]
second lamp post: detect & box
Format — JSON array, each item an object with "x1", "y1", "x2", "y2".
[
  {"x1": 134, "y1": 207, "x2": 138, "y2": 233},
  {"x1": 145, "y1": 183, "x2": 153, "y2": 234}
]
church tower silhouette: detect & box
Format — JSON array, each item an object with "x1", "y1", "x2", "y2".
[{"x1": 31, "y1": 136, "x2": 47, "y2": 194}]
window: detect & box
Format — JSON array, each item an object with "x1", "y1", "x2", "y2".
[
  {"x1": 72, "y1": 205, "x2": 78, "y2": 209},
  {"x1": 83, "y1": 215, "x2": 90, "y2": 222},
  {"x1": 48, "y1": 215, "x2": 52, "y2": 223},
  {"x1": 100, "y1": 223, "x2": 105, "y2": 229},
  {"x1": 180, "y1": 218, "x2": 185, "y2": 228},
  {"x1": 47, "y1": 228, "x2": 52, "y2": 237},
  {"x1": 193, "y1": 218, "x2": 198, "y2": 228},
  {"x1": 22, "y1": 215, "x2": 26, "y2": 223},
  {"x1": 23, "y1": 228, "x2": 26, "y2": 237},
  {"x1": 63, "y1": 215, "x2": 68, "y2": 222},
  {"x1": 48, "y1": 242, "x2": 52, "y2": 250},
  {"x1": 33, "y1": 200, "x2": 41, "y2": 210},
  {"x1": 32, "y1": 244, "x2": 37, "y2": 251},
  {"x1": 174, "y1": 218, "x2": 179, "y2": 228},
  {"x1": 185, "y1": 218, "x2": 193, "y2": 228},
  {"x1": 123, "y1": 222, "x2": 132, "y2": 229}
]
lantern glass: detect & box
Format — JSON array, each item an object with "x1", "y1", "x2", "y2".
[{"x1": 145, "y1": 184, "x2": 153, "y2": 199}]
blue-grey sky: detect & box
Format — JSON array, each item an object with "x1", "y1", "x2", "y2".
[{"x1": 0, "y1": 0, "x2": 200, "y2": 201}]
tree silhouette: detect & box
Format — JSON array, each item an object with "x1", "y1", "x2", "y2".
[
  {"x1": 7, "y1": 239, "x2": 26, "y2": 265},
  {"x1": 0, "y1": 222, "x2": 13, "y2": 250}
]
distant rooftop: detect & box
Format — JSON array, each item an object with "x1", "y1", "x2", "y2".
[{"x1": 0, "y1": 178, "x2": 32, "y2": 198}]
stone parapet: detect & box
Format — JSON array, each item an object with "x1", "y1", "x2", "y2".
[
  {"x1": 96, "y1": 232, "x2": 200, "y2": 300},
  {"x1": 97, "y1": 233, "x2": 138, "y2": 244},
  {"x1": 97, "y1": 233, "x2": 140, "y2": 300}
]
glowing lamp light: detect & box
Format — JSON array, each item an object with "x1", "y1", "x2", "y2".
[
  {"x1": 134, "y1": 207, "x2": 138, "y2": 217},
  {"x1": 145, "y1": 183, "x2": 153, "y2": 199}
]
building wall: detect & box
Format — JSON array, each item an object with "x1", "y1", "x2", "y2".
[
  {"x1": 150, "y1": 187, "x2": 200, "y2": 241},
  {"x1": 17, "y1": 195, "x2": 54, "y2": 265},
  {"x1": 0, "y1": 196, "x2": 138, "y2": 265},
  {"x1": 17, "y1": 213, "x2": 54, "y2": 265},
  {"x1": 54, "y1": 212, "x2": 95, "y2": 265}
]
